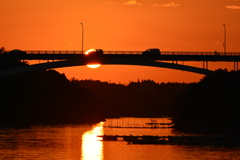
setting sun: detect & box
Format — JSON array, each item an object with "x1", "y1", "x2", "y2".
[
  {"x1": 84, "y1": 49, "x2": 96, "y2": 55},
  {"x1": 85, "y1": 49, "x2": 101, "y2": 68}
]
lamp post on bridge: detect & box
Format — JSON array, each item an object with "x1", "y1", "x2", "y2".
[
  {"x1": 223, "y1": 24, "x2": 226, "y2": 55},
  {"x1": 80, "y1": 23, "x2": 84, "y2": 54}
]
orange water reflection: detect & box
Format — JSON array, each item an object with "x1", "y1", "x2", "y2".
[{"x1": 81, "y1": 122, "x2": 104, "y2": 160}]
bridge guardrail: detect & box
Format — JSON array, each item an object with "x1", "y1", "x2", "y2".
[
  {"x1": 25, "y1": 51, "x2": 84, "y2": 54},
  {"x1": 22, "y1": 50, "x2": 240, "y2": 56}
]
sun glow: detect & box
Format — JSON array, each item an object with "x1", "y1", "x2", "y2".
[
  {"x1": 84, "y1": 49, "x2": 96, "y2": 55},
  {"x1": 85, "y1": 49, "x2": 101, "y2": 68}
]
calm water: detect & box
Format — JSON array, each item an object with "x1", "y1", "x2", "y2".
[{"x1": 0, "y1": 118, "x2": 240, "y2": 160}]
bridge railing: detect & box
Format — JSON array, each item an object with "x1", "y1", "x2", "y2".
[
  {"x1": 25, "y1": 50, "x2": 84, "y2": 54},
  {"x1": 103, "y1": 51, "x2": 142, "y2": 54},
  {"x1": 104, "y1": 51, "x2": 240, "y2": 56},
  {"x1": 24, "y1": 50, "x2": 143, "y2": 55},
  {"x1": 161, "y1": 51, "x2": 240, "y2": 56},
  {"x1": 23, "y1": 50, "x2": 240, "y2": 56}
]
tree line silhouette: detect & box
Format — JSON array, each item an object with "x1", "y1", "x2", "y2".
[
  {"x1": 72, "y1": 78, "x2": 187, "y2": 118},
  {"x1": 0, "y1": 49, "x2": 103, "y2": 126},
  {"x1": 73, "y1": 69, "x2": 240, "y2": 135},
  {"x1": 171, "y1": 69, "x2": 240, "y2": 135}
]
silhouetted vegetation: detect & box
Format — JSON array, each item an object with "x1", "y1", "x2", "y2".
[
  {"x1": 171, "y1": 69, "x2": 240, "y2": 135},
  {"x1": 4, "y1": 48, "x2": 239, "y2": 135},
  {"x1": 0, "y1": 48, "x2": 28, "y2": 71},
  {"x1": 0, "y1": 50, "x2": 103, "y2": 126},
  {"x1": 72, "y1": 79, "x2": 187, "y2": 118}
]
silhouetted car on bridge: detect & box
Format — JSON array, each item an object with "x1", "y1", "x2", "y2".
[
  {"x1": 95, "y1": 49, "x2": 104, "y2": 55},
  {"x1": 87, "y1": 49, "x2": 104, "y2": 55},
  {"x1": 85, "y1": 49, "x2": 104, "y2": 63},
  {"x1": 142, "y1": 48, "x2": 161, "y2": 55}
]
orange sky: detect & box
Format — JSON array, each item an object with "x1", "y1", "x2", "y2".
[{"x1": 1, "y1": 0, "x2": 240, "y2": 84}]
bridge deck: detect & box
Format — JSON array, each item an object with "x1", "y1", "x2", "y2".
[
  {"x1": 1, "y1": 51, "x2": 240, "y2": 62},
  {"x1": 22, "y1": 50, "x2": 240, "y2": 56}
]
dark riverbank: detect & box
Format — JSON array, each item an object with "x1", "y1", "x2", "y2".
[
  {"x1": 0, "y1": 69, "x2": 104, "y2": 126},
  {"x1": 0, "y1": 51, "x2": 104, "y2": 126},
  {"x1": 171, "y1": 69, "x2": 240, "y2": 135}
]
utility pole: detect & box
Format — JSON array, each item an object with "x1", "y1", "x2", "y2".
[
  {"x1": 81, "y1": 23, "x2": 84, "y2": 54},
  {"x1": 223, "y1": 24, "x2": 226, "y2": 55}
]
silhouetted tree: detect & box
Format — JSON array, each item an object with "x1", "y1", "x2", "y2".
[
  {"x1": 0, "y1": 56, "x2": 103, "y2": 126},
  {"x1": 0, "y1": 47, "x2": 6, "y2": 54},
  {"x1": 171, "y1": 69, "x2": 240, "y2": 135},
  {"x1": 76, "y1": 79, "x2": 187, "y2": 118},
  {"x1": 0, "y1": 49, "x2": 28, "y2": 71}
]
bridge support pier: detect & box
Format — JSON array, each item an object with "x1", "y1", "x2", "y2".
[
  {"x1": 203, "y1": 61, "x2": 208, "y2": 69},
  {"x1": 172, "y1": 60, "x2": 178, "y2": 64},
  {"x1": 234, "y1": 61, "x2": 238, "y2": 71}
]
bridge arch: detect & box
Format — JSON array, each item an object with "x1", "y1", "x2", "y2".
[{"x1": 0, "y1": 59, "x2": 214, "y2": 78}]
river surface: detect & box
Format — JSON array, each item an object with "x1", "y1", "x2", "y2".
[{"x1": 0, "y1": 117, "x2": 240, "y2": 160}]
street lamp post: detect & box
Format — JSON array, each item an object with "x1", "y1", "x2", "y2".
[
  {"x1": 223, "y1": 24, "x2": 226, "y2": 54},
  {"x1": 81, "y1": 23, "x2": 84, "y2": 54}
]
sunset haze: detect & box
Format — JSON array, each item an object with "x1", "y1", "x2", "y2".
[{"x1": 1, "y1": 0, "x2": 240, "y2": 83}]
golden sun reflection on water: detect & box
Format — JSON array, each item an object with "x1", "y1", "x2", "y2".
[{"x1": 81, "y1": 122, "x2": 104, "y2": 160}]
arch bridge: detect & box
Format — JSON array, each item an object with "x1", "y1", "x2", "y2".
[{"x1": 0, "y1": 50, "x2": 240, "y2": 78}]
